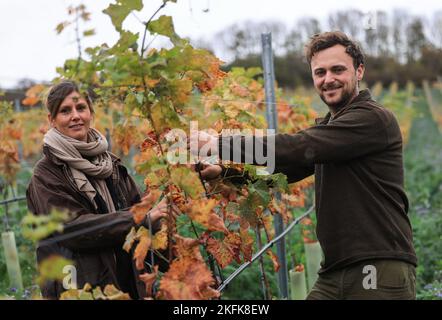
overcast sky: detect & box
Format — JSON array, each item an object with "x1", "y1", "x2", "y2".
[{"x1": 0, "y1": 0, "x2": 440, "y2": 88}]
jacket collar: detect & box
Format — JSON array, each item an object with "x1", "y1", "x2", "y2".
[{"x1": 314, "y1": 89, "x2": 372, "y2": 124}]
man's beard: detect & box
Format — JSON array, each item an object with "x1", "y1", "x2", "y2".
[{"x1": 319, "y1": 82, "x2": 357, "y2": 110}]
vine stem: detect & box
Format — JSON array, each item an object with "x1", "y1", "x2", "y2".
[
  {"x1": 74, "y1": 8, "x2": 82, "y2": 74},
  {"x1": 195, "y1": 163, "x2": 224, "y2": 289},
  {"x1": 140, "y1": 2, "x2": 166, "y2": 58},
  {"x1": 136, "y1": 2, "x2": 176, "y2": 264},
  {"x1": 255, "y1": 226, "x2": 271, "y2": 300}
]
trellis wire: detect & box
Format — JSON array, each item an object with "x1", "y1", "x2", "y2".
[{"x1": 216, "y1": 205, "x2": 314, "y2": 293}]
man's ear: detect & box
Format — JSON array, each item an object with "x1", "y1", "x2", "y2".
[{"x1": 356, "y1": 64, "x2": 365, "y2": 81}]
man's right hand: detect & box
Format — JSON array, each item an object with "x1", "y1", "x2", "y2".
[{"x1": 195, "y1": 163, "x2": 222, "y2": 180}]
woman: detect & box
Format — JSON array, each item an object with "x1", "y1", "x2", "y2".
[{"x1": 26, "y1": 81, "x2": 167, "y2": 299}]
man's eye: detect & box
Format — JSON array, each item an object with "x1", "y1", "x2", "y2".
[{"x1": 334, "y1": 67, "x2": 345, "y2": 73}]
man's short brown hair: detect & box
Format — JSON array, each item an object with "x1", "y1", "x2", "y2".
[{"x1": 304, "y1": 31, "x2": 365, "y2": 70}]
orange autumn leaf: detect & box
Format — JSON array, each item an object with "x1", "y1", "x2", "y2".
[
  {"x1": 22, "y1": 84, "x2": 45, "y2": 106},
  {"x1": 261, "y1": 213, "x2": 275, "y2": 240},
  {"x1": 294, "y1": 264, "x2": 305, "y2": 273},
  {"x1": 133, "y1": 227, "x2": 152, "y2": 270},
  {"x1": 267, "y1": 250, "x2": 280, "y2": 272},
  {"x1": 300, "y1": 217, "x2": 313, "y2": 226},
  {"x1": 158, "y1": 255, "x2": 219, "y2": 300},
  {"x1": 168, "y1": 184, "x2": 188, "y2": 212},
  {"x1": 229, "y1": 83, "x2": 249, "y2": 98},
  {"x1": 174, "y1": 235, "x2": 201, "y2": 260},
  {"x1": 269, "y1": 198, "x2": 290, "y2": 224},
  {"x1": 145, "y1": 78, "x2": 160, "y2": 88},
  {"x1": 152, "y1": 222, "x2": 168, "y2": 250},
  {"x1": 170, "y1": 167, "x2": 205, "y2": 200},
  {"x1": 123, "y1": 227, "x2": 137, "y2": 253},
  {"x1": 130, "y1": 189, "x2": 162, "y2": 224},
  {"x1": 239, "y1": 220, "x2": 254, "y2": 261},
  {"x1": 187, "y1": 198, "x2": 229, "y2": 234},
  {"x1": 139, "y1": 265, "x2": 158, "y2": 298},
  {"x1": 112, "y1": 123, "x2": 142, "y2": 155},
  {"x1": 206, "y1": 232, "x2": 241, "y2": 269}
]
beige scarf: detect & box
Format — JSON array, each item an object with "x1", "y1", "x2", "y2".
[{"x1": 43, "y1": 128, "x2": 116, "y2": 212}]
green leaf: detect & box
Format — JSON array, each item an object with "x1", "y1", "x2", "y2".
[
  {"x1": 83, "y1": 28, "x2": 95, "y2": 37},
  {"x1": 239, "y1": 196, "x2": 259, "y2": 227},
  {"x1": 147, "y1": 15, "x2": 182, "y2": 44},
  {"x1": 36, "y1": 256, "x2": 74, "y2": 286},
  {"x1": 109, "y1": 30, "x2": 139, "y2": 54},
  {"x1": 55, "y1": 21, "x2": 70, "y2": 34},
  {"x1": 269, "y1": 173, "x2": 289, "y2": 192},
  {"x1": 170, "y1": 167, "x2": 205, "y2": 199},
  {"x1": 248, "y1": 179, "x2": 271, "y2": 207},
  {"x1": 103, "y1": 0, "x2": 143, "y2": 32},
  {"x1": 21, "y1": 209, "x2": 69, "y2": 242}
]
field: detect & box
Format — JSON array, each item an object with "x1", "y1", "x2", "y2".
[{"x1": 1, "y1": 82, "x2": 441, "y2": 300}]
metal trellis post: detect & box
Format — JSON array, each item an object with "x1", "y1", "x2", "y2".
[{"x1": 261, "y1": 32, "x2": 289, "y2": 299}]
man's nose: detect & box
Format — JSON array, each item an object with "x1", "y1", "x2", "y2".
[{"x1": 324, "y1": 71, "x2": 335, "y2": 84}]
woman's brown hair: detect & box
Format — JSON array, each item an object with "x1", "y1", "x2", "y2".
[{"x1": 46, "y1": 81, "x2": 94, "y2": 119}]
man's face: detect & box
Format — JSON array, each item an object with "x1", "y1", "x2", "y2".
[{"x1": 311, "y1": 44, "x2": 364, "y2": 110}]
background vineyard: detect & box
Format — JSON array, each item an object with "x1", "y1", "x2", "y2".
[{"x1": 1, "y1": 82, "x2": 440, "y2": 299}]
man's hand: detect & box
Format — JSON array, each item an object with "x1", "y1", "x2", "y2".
[{"x1": 195, "y1": 163, "x2": 222, "y2": 180}]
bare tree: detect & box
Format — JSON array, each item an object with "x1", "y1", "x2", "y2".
[
  {"x1": 406, "y1": 17, "x2": 427, "y2": 62},
  {"x1": 392, "y1": 9, "x2": 409, "y2": 63},
  {"x1": 430, "y1": 10, "x2": 442, "y2": 49}
]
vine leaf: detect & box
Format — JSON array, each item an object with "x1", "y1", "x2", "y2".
[
  {"x1": 170, "y1": 166, "x2": 205, "y2": 199},
  {"x1": 139, "y1": 265, "x2": 158, "y2": 298},
  {"x1": 239, "y1": 220, "x2": 254, "y2": 261},
  {"x1": 206, "y1": 232, "x2": 241, "y2": 268},
  {"x1": 152, "y1": 222, "x2": 168, "y2": 250},
  {"x1": 158, "y1": 235, "x2": 219, "y2": 300},
  {"x1": 267, "y1": 250, "x2": 280, "y2": 272},
  {"x1": 187, "y1": 198, "x2": 229, "y2": 234},
  {"x1": 103, "y1": 0, "x2": 143, "y2": 32},
  {"x1": 147, "y1": 15, "x2": 180, "y2": 44},
  {"x1": 22, "y1": 84, "x2": 45, "y2": 106},
  {"x1": 123, "y1": 226, "x2": 137, "y2": 253},
  {"x1": 133, "y1": 226, "x2": 152, "y2": 270},
  {"x1": 130, "y1": 189, "x2": 162, "y2": 224}
]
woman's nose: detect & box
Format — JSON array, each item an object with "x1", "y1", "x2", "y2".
[{"x1": 71, "y1": 108, "x2": 80, "y2": 120}]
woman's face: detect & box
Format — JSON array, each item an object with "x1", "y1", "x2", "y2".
[{"x1": 49, "y1": 91, "x2": 92, "y2": 142}]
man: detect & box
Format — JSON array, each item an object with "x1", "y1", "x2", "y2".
[{"x1": 193, "y1": 31, "x2": 417, "y2": 299}]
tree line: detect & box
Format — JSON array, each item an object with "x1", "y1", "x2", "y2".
[{"x1": 204, "y1": 9, "x2": 442, "y2": 88}]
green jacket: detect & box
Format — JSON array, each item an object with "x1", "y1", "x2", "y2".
[{"x1": 219, "y1": 89, "x2": 417, "y2": 273}]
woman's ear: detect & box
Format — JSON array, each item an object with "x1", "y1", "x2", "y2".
[{"x1": 47, "y1": 113, "x2": 54, "y2": 128}]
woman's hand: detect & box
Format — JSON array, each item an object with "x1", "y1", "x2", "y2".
[{"x1": 146, "y1": 197, "x2": 179, "y2": 223}]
